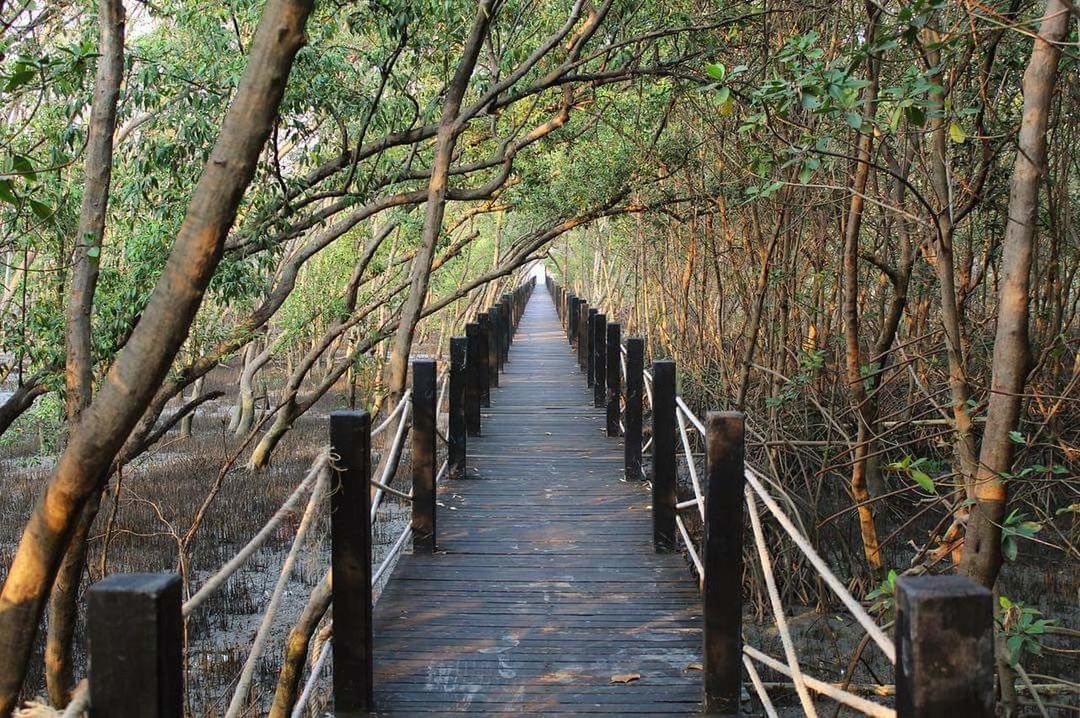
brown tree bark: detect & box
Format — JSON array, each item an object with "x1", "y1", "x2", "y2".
[
  {"x1": 0, "y1": 1, "x2": 314, "y2": 710},
  {"x1": 840, "y1": 1, "x2": 884, "y2": 575},
  {"x1": 385, "y1": 0, "x2": 496, "y2": 401},
  {"x1": 960, "y1": 0, "x2": 1070, "y2": 588},
  {"x1": 48, "y1": 1, "x2": 125, "y2": 704}
]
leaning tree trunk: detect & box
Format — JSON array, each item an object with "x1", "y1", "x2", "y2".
[
  {"x1": 0, "y1": 2, "x2": 314, "y2": 710},
  {"x1": 384, "y1": 0, "x2": 495, "y2": 400},
  {"x1": 961, "y1": 0, "x2": 1070, "y2": 588}
]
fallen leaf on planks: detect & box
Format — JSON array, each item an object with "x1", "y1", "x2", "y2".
[
  {"x1": 685, "y1": 662, "x2": 703, "y2": 671},
  {"x1": 610, "y1": 673, "x2": 641, "y2": 684}
]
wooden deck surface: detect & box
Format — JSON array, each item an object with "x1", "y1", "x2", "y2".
[{"x1": 372, "y1": 283, "x2": 703, "y2": 715}]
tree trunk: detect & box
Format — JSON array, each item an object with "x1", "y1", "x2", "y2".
[
  {"x1": 960, "y1": 0, "x2": 1069, "y2": 588},
  {"x1": 0, "y1": 2, "x2": 313, "y2": 709},
  {"x1": 268, "y1": 571, "x2": 332, "y2": 718},
  {"x1": 384, "y1": 0, "x2": 495, "y2": 400},
  {"x1": 48, "y1": 1, "x2": 125, "y2": 704},
  {"x1": 840, "y1": 1, "x2": 884, "y2": 576}
]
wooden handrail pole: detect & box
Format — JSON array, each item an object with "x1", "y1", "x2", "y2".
[
  {"x1": 703, "y1": 412, "x2": 745, "y2": 715},
  {"x1": 411, "y1": 359, "x2": 437, "y2": 552},
  {"x1": 448, "y1": 337, "x2": 467, "y2": 480},
  {"x1": 606, "y1": 322, "x2": 621, "y2": 437},
  {"x1": 87, "y1": 573, "x2": 183, "y2": 717},
  {"x1": 330, "y1": 410, "x2": 373, "y2": 714},
  {"x1": 476, "y1": 313, "x2": 492, "y2": 407},
  {"x1": 585, "y1": 307, "x2": 598, "y2": 385},
  {"x1": 486, "y1": 307, "x2": 500, "y2": 388},
  {"x1": 577, "y1": 302, "x2": 588, "y2": 370},
  {"x1": 465, "y1": 323, "x2": 482, "y2": 436},
  {"x1": 895, "y1": 576, "x2": 994, "y2": 717},
  {"x1": 593, "y1": 312, "x2": 607, "y2": 407},
  {"x1": 651, "y1": 359, "x2": 676, "y2": 551},
  {"x1": 624, "y1": 338, "x2": 644, "y2": 480}
]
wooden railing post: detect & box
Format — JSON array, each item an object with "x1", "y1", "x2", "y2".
[
  {"x1": 576, "y1": 302, "x2": 588, "y2": 370},
  {"x1": 411, "y1": 358, "x2": 437, "y2": 552},
  {"x1": 486, "y1": 307, "x2": 500, "y2": 388},
  {"x1": 476, "y1": 313, "x2": 492, "y2": 407},
  {"x1": 703, "y1": 412, "x2": 745, "y2": 714},
  {"x1": 500, "y1": 294, "x2": 512, "y2": 358},
  {"x1": 465, "y1": 322, "x2": 481, "y2": 436},
  {"x1": 593, "y1": 312, "x2": 606, "y2": 407},
  {"x1": 449, "y1": 337, "x2": 467, "y2": 480},
  {"x1": 87, "y1": 573, "x2": 183, "y2": 717},
  {"x1": 586, "y1": 307, "x2": 598, "y2": 385},
  {"x1": 329, "y1": 410, "x2": 373, "y2": 714},
  {"x1": 651, "y1": 359, "x2": 676, "y2": 551},
  {"x1": 606, "y1": 322, "x2": 621, "y2": 437},
  {"x1": 568, "y1": 295, "x2": 579, "y2": 345},
  {"x1": 895, "y1": 576, "x2": 994, "y2": 717},
  {"x1": 624, "y1": 338, "x2": 644, "y2": 481}
]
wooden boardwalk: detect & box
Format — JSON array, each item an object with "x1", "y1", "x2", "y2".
[{"x1": 371, "y1": 283, "x2": 703, "y2": 715}]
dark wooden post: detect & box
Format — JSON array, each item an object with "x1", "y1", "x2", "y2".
[
  {"x1": 586, "y1": 307, "x2": 598, "y2": 385},
  {"x1": 486, "y1": 307, "x2": 500, "y2": 388},
  {"x1": 412, "y1": 359, "x2": 437, "y2": 552},
  {"x1": 895, "y1": 576, "x2": 994, "y2": 718},
  {"x1": 593, "y1": 312, "x2": 606, "y2": 407},
  {"x1": 703, "y1": 412, "x2": 745, "y2": 715},
  {"x1": 624, "y1": 338, "x2": 644, "y2": 481},
  {"x1": 606, "y1": 322, "x2": 621, "y2": 437},
  {"x1": 577, "y1": 303, "x2": 588, "y2": 371},
  {"x1": 448, "y1": 337, "x2": 467, "y2": 480},
  {"x1": 329, "y1": 410, "x2": 373, "y2": 714},
  {"x1": 651, "y1": 359, "x2": 676, "y2": 551},
  {"x1": 501, "y1": 295, "x2": 512, "y2": 358},
  {"x1": 568, "y1": 296, "x2": 579, "y2": 344},
  {"x1": 87, "y1": 573, "x2": 182, "y2": 718},
  {"x1": 465, "y1": 323, "x2": 482, "y2": 436},
  {"x1": 476, "y1": 313, "x2": 492, "y2": 407},
  {"x1": 491, "y1": 304, "x2": 504, "y2": 372}
]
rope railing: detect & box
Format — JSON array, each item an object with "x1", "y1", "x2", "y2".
[{"x1": 639, "y1": 355, "x2": 897, "y2": 716}]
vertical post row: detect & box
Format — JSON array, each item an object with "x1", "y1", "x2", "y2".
[
  {"x1": 624, "y1": 338, "x2": 644, "y2": 480},
  {"x1": 329, "y1": 410, "x2": 373, "y2": 714},
  {"x1": 895, "y1": 576, "x2": 994, "y2": 717},
  {"x1": 703, "y1": 412, "x2": 745, "y2": 714},
  {"x1": 593, "y1": 312, "x2": 607, "y2": 407},
  {"x1": 448, "y1": 337, "x2": 467, "y2": 480},
  {"x1": 476, "y1": 313, "x2": 492, "y2": 407},
  {"x1": 487, "y1": 307, "x2": 500, "y2": 388},
  {"x1": 411, "y1": 359, "x2": 436, "y2": 552},
  {"x1": 651, "y1": 359, "x2": 676, "y2": 551},
  {"x1": 606, "y1": 322, "x2": 621, "y2": 437},
  {"x1": 87, "y1": 573, "x2": 183, "y2": 718},
  {"x1": 465, "y1": 323, "x2": 481, "y2": 436}
]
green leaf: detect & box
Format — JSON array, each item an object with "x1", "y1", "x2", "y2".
[
  {"x1": 1003, "y1": 536, "x2": 1017, "y2": 561},
  {"x1": 11, "y1": 154, "x2": 35, "y2": 180},
  {"x1": 948, "y1": 121, "x2": 967, "y2": 143},
  {"x1": 705, "y1": 63, "x2": 726, "y2": 82},
  {"x1": 714, "y1": 86, "x2": 730, "y2": 105},
  {"x1": 0, "y1": 179, "x2": 16, "y2": 205},
  {"x1": 28, "y1": 199, "x2": 52, "y2": 219},
  {"x1": 86, "y1": 246, "x2": 101, "y2": 259},
  {"x1": 845, "y1": 112, "x2": 862, "y2": 129},
  {"x1": 1008, "y1": 431, "x2": 1026, "y2": 445},
  {"x1": 911, "y1": 470, "x2": 935, "y2": 493}
]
